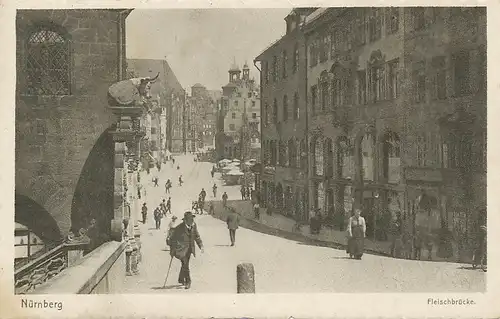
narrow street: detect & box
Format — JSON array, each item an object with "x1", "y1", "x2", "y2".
[{"x1": 122, "y1": 154, "x2": 485, "y2": 294}]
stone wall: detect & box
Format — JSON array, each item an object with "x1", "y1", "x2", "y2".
[{"x1": 15, "y1": 10, "x2": 125, "y2": 240}]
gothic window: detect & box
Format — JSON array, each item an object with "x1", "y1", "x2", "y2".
[
  {"x1": 25, "y1": 27, "x2": 71, "y2": 95},
  {"x1": 431, "y1": 56, "x2": 447, "y2": 100},
  {"x1": 324, "y1": 138, "x2": 333, "y2": 177},
  {"x1": 273, "y1": 98, "x2": 278, "y2": 124},
  {"x1": 337, "y1": 136, "x2": 354, "y2": 179},
  {"x1": 282, "y1": 50, "x2": 288, "y2": 79},
  {"x1": 361, "y1": 132, "x2": 375, "y2": 181},
  {"x1": 369, "y1": 8, "x2": 382, "y2": 42},
  {"x1": 370, "y1": 64, "x2": 386, "y2": 102},
  {"x1": 314, "y1": 137, "x2": 324, "y2": 176},
  {"x1": 283, "y1": 95, "x2": 289, "y2": 122},
  {"x1": 293, "y1": 93, "x2": 300, "y2": 120},
  {"x1": 412, "y1": 61, "x2": 426, "y2": 103},
  {"x1": 387, "y1": 59, "x2": 399, "y2": 100},
  {"x1": 382, "y1": 132, "x2": 401, "y2": 183}
]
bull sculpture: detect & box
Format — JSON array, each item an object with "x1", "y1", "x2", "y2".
[{"x1": 108, "y1": 72, "x2": 160, "y2": 107}]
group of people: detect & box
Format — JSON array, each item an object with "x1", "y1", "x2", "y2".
[{"x1": 240, "y1": 185, "x2": 253, "y2": 201}]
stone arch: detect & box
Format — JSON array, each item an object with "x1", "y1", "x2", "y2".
[
  {"x1": 380, "y1": 130, "x2": 401, "y2": 184},
  {"x1": 70, "y1": 126, "x2": 115, "y2": 239},
  {"x1": 15, "y1": 194, "x2": 62, "y2": 243}
]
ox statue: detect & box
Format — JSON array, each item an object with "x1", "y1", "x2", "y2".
[{"x1": 108, "y1": 72, "x2": 160, "y2": 106}]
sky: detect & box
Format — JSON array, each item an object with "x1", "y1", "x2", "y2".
[{"x1": 126, "y1": 9, "x2": 291, "y2": 92}]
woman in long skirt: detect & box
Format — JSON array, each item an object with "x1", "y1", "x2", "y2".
[{"x1": 347, "y1": 209, "x2": 367, "y2": 260}]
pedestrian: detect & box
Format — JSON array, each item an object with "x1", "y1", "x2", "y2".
[
  {"x1": 245, "y1": 187, "x2": 251, "y2": 201},
  {"x1": 165, "y1": 179, "x2": 171, "y2": 194},
  {"x1": 212, "y1": 183, "x2": 217, "y2": 197},
  {"x1": 222, "y1": 192, "x2": 228, "y2": 207},
  {"x1": 172, "y1": 157, "x2": 175, "y2": 164},
  {"x1": 166, "y1": 215, "x2": 178, "y2": 246},
  {"x1": 347, "y1": 209, "x2": 366, "y2": 260},
  {"x1": 169, "y1": 211, "x2": 204, "y2": 289},
  {"x1": 209, "y1": 202, "x2": 215, "y2": 215},
  {"x1": 166, "y1": 197, "x2": 172, "y2": 214},
  {"x1": 153, "y1": 176, "x2": 159, "y2": 187},
  {"x1": 253, "y1": 201, "x2": 260, "y2": 219},
  {"x1": 200, "y1": 188, "x2": 207, "y2": 201},
  {"x1": 226, "y1": 209, "x2": 240, "y2": 246},
  {"x1": 179, "y1": 175, "x2": 183, "y2": 186},
  {"x1": 211, "y1": 170, "x2": 214, "y2": 178},
  {"x1": 137, "y1": 184, "x2": 142, "y2": 200},
  {"x1": 389, "y1": 212, "x2": 403, "y2": 258},
  {"x1": 192, "y1": 201, "x2": 199, "y2": 215},
  {"x1": 177, "y1": 165, "x2": 180, "y2": 170},
  {"x1": 141, "y1": 203, "x2": 148, "y2": 224},
  {"x1": 160, "y1": 199, "x2": 168, "y2": 216},
  {"x1": 154, "y1": 207, "x2": 162, "y2": 230},
  {"x1": 240, "y1": 186, "x2": 245, "y2": 200}
]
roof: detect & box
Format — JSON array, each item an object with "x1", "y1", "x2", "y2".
[
  {"x1": 192, "y1": 83, "x2": 205, "y2": 88},
  {"x1": 127, "y1": 58, "x2": 184, "y2": 96}
]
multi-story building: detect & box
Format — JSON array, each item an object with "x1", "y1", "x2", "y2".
[
  {"x1": 218, "y1": 62, "x2": 261, "y2": 160},
  {"x1": 303, "y1": 7, "x2": 486, "y2": 259},
  {"x1": 254, "y1": 8, "x2": 315, "y2": 221},
  {"x1": 187, "y1": 84, "x2": 218, "y2": 150}
]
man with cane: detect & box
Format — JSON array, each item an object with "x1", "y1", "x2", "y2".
[{"x1": 166, "y1": 211, "x2": 204, "y2": 289}]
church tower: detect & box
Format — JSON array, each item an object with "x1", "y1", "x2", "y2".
[
  {"x1": 242, "y1": 61, "x2": 250, "y2": 81},
  {"x1": 229, "y1": 58, "x2": 241, "y2": 83}
]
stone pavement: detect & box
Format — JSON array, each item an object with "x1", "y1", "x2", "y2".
[{"x1": 121, "y1": 154, "x2": 485, "y2": 293}]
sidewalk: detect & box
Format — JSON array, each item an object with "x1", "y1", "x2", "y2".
[{"x1": 209, "y1": 200, "x2": 393, "y2": 257}]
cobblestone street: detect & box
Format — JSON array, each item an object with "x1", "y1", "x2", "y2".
[{"x1": 121, "y1": 154, "x2": 485, "y2": 294}]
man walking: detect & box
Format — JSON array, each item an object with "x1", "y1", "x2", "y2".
[
  {"x1": 160, "y1": 199, "x2": 168, "y2": 216},
  {"x1": 212, "y1": 183, "x2": 217, "y2": 197},
  {"x1": 165, "y1": 179, "x2": 172, "y2": 194},
  {"x1": 166, "y1": 197, "x2": 172, "y2": 214},
  {"x1": 154, "y1": 206, "x2": 162, "y2": 230},
  {"x1": 240, "y1": 186, "x2": 245, "y2": 200},
  {"x1": 226, "y1": 209, "x2": 240, "y2": 246},
  {"x1": 169, "y1": 212, "x2": 204, "y2": 289},
  {"x1": 222, "y1": 192, "x2": 228, "y2": 207},
  {"x1": 141, "y1": 203, "x2": 148, "y2": 224}
]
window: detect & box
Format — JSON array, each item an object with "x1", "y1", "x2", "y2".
[
  {"x1": 369, "y1": 9, "x2": 382, "y2": 42},
  {"x1": 293, "y1": 93, "x2": 300, "y2": 120},
  {"x1": 453, "y1": 50, "x2": 471, "y2": 96},
  {"x1": 314, "y1": 138, "x2": 324, "y2": 176},
  {"x1": 229, "y1": 124, "x2": 235, "y2": 131},
  {"x1": 357, "y1": 70, "x2": 366, "y2": 104},
  {"x1": 361, "y1": 133, "x2": 375, "y2": 181},
  {"x1": 311, "y1": 85, "x2": 318, "y2": 114},
  {"x1": 386, "y1": 7, "x2": 399, "y2": 34},
  {"x1": 337, "y1": 137, "x2": 354, "y2": 179},
  {"x1": 371, "y1": 65, "x2": 386, "y2": 102},
  {"x1": 310, "y1": 42, "x2": 317, "y2": 67},
  {"x1": 252, "y1": 112, "x2": 257, "y2": 119},
  {"x1": 387, "y1": 59, "x2": 399, "y2": 99},
  {"x1": 320, "y1": 35, "x2": 329, "y2": 62},
  {"x1": 432, "y1": 56, "x2": 447, "y2": 100},
  {"x1": 321, "y1": 81, "x2": 329, "y2": 111},
  {"x1": 263, "y1": 61, "x2": 269, "y2": 84},
  {"x1": 264, "y1": 102, "x2": 269, "y2": 126},
  {"x1": 412, "y1": 61, "x2": 426, "y2": 103},
  {"x1": 248, "y1": 92, "x2": 252, "y2": 98},
  {"x1": 237, "y1": 92, "x2": 242, "y2": 97},
  {"x1": 413, "y1": 8, "x2": 426, "y2": 31},
  {"x1": 234, "y1": 100, "x2": 239, "y2": 106},
  {"x1": 293, "y1": 43, "x2": 299, "y2": 73},
  {"x1": 282, "y1": 50, "x2": 288, "y2": 79},
  {"x1": 273, "y1": 99, "x2": 278, "y2": 124},
  {"x1": 283, "y1": 95, "x2": 289, "y2": 122},
  {"x1": 416, "y1": 135, "x2": 428, "y2": 167},
  {"x1": 232, "y1": 112, "x2": 236, "y2": 119},
  {"x1": 25, "y1": 27, "x2": 71, "y2": 95},
  {"x1": 273, "y1": 56, "x2": 278, "y2": 82},
  {"x1": 252, "y1": 100, "x2": 256, "y2": 107}
]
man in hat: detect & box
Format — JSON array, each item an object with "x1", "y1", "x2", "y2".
[
  {"x1": 226, "y1": 209, "x2": 240, "y2": 246},
  {"x1": 169, "y1": 211, "x2": 204, "y2": 289}
]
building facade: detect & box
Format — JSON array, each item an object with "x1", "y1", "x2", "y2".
[
  {"x1": 218, "y1": 62, "x2": 261, "y2": 160},
  {"x1": 15, "y1": 9, "x2": 147, "y2": 266},
  {"x1": 254, "y1": 8, "x2": 314, "y2": 222},
  {"x1": 187, "y1": 84, "x2": 218, "y2": 150},
  {"x1": 303, "y1": 7, "x2": 486, "y2": 258}
]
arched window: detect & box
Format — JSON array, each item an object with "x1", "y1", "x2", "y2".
[
  {"x1": 314, "y1": 137, "x2": 324, "y2": 176},
  {"x1": 25, "y1": 26, "x2": 71, "y2": 95},
  {"x1": 324, "y1": 138, "x2": 334, "y2": 177},
  {"x1": 264, "y1": 102, "x2": 269, "y2": 126},
  {"x1": 288, "y1": 139, "x2": 295, "y2": 168},
  {"x1": 283, "y1": 95, "x2": 289, "y2": 122},
  {"x1": 293, "y1": 93, "x2": 300, "y2": 120},
  {"x1": 273, "y1": 99, "x2": 278, "y2": 124},
  {"x1": 300, "y1": 139, "x2": 307, "y2": 169},
  {"x1": 337, "y1": 136, "x2": 354, "y2": 179},
  {"x1": 361, "y1": 132, "x2": 375, "y2": 181},
  {"x1": 382, "y1": 131, "x2": 401, "y2": 183},
  {"x1": 282, "y1": 50, "x2": 288, "y2": 79}
]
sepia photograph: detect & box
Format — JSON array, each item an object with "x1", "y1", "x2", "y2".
[{"x1": 11, "y1": 5, "x2": 487, "y2": 300}]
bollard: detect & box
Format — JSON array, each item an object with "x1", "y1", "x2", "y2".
[
  {"x1": 125, "y1": 250, "x2": 133, "y2": 276},
  {"x1": 236, "y1": 263, "x2": 255, "y2": 293}
]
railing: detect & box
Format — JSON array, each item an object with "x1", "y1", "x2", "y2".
[{"x1": 15, "y1": 241, "x2": 88, "y2": 294}]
